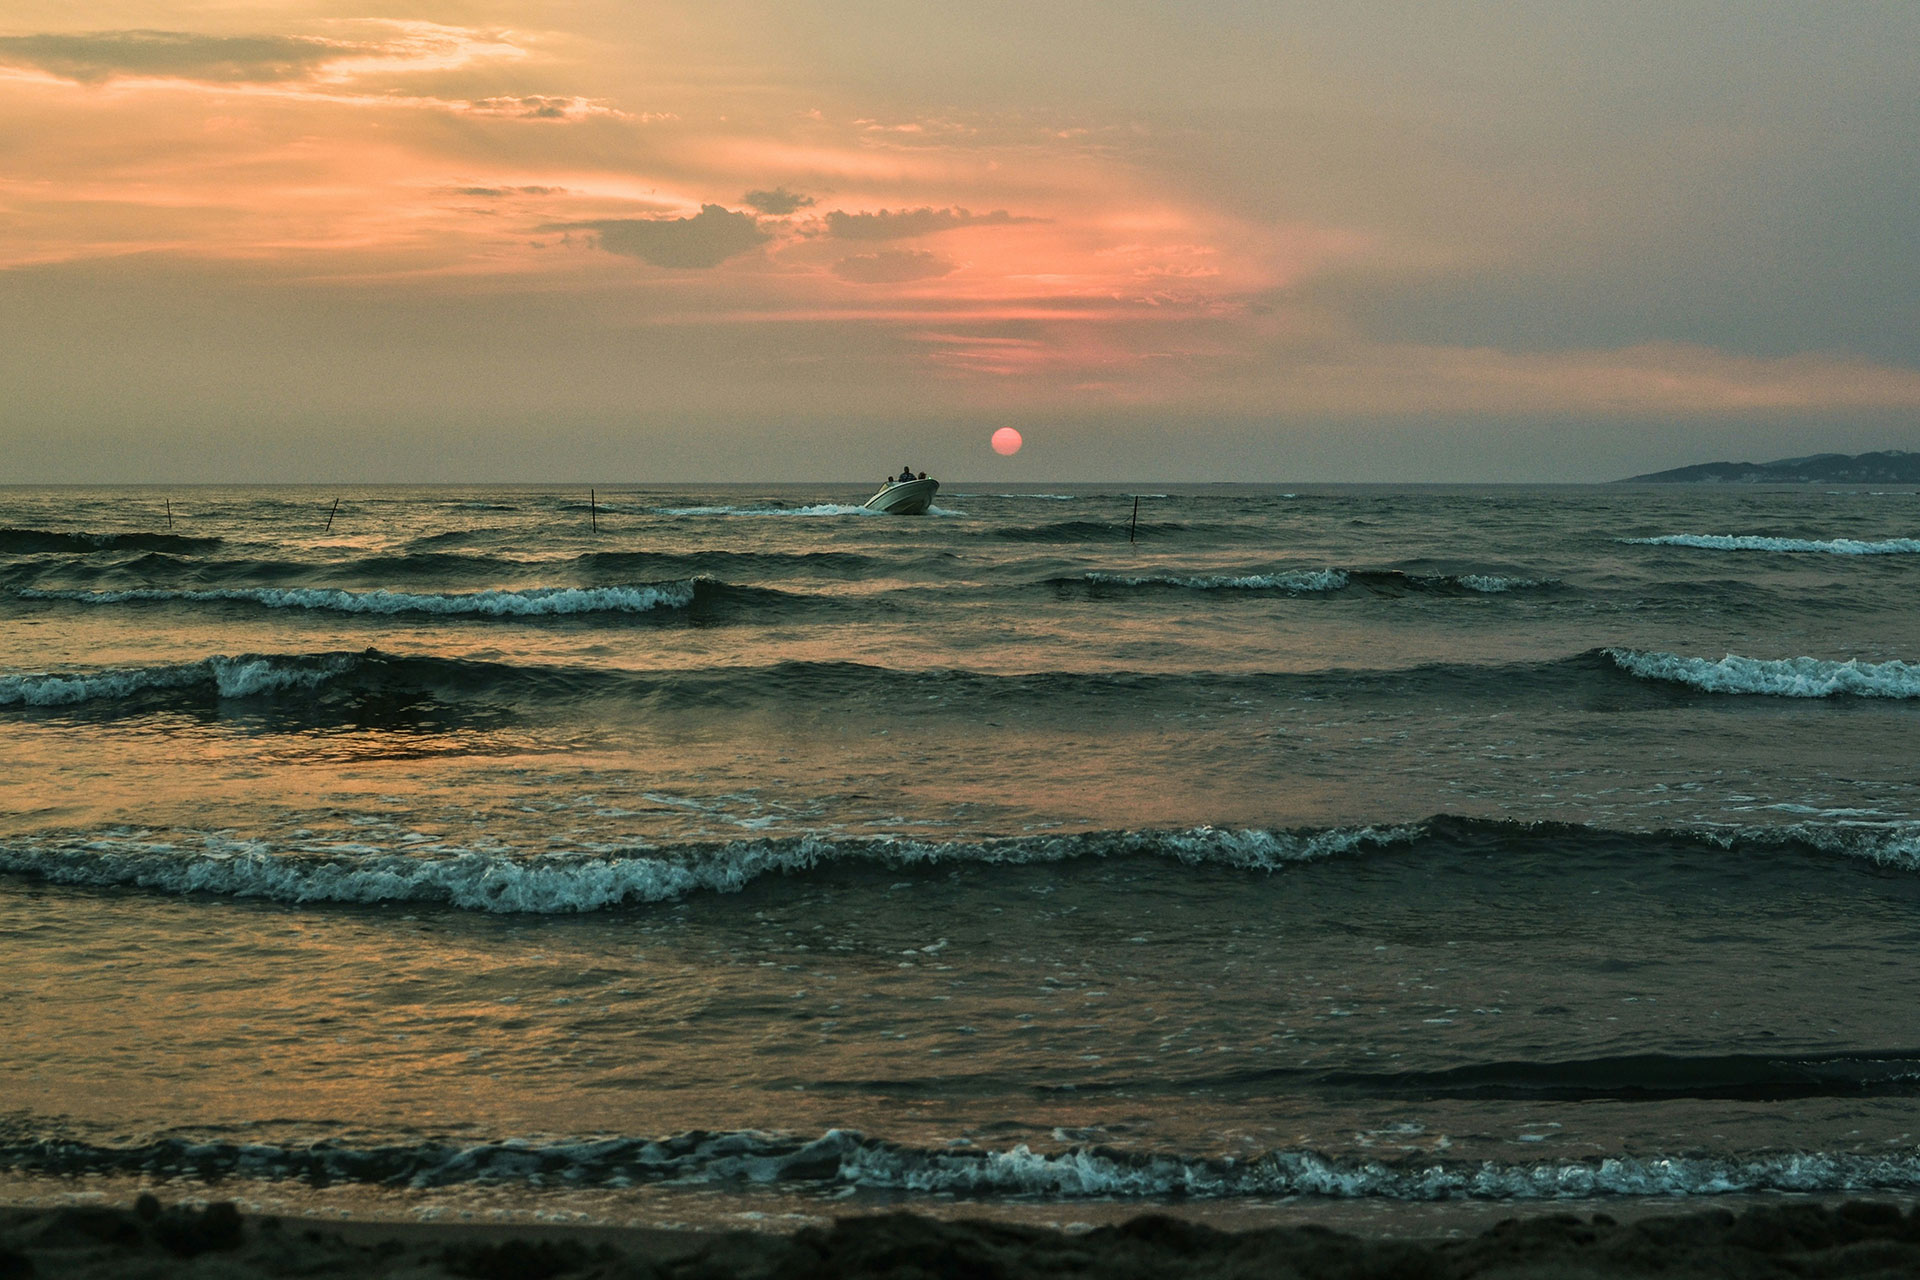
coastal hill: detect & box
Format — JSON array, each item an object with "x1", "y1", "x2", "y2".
[{"x1": 1621, "y1": 450, "x2": 1920, "y2": 483}]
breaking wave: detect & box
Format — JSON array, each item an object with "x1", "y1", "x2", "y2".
[
  {"x1": 1064, "y1": 569, "x2": 1554, "y2": 595},
  {"x1": 1343, "y1": 569, "x2": 1557, "y2": 595},
  {"x1": 6, "y1": 816, "x2": 1920, "y2": 914},
  {"x1": 1626, "y1": 534, "x2": 1920, "y2": 555},
  {"x1": 576, "y1": 549, "x2": 885, "y2": 578},
  {"x1": 1606, "y1": 649, "x2": 1920, "y2": 698},
  {"x1": 1452, "y1": 574, "x2": 1553, "y2": 593},
  {"x1": 8, "y1": 1127, "x2": 1920, "y2": 1200},
  {"x1": 9, "y1": 646, "x2": 1905, "y2": 724},
  {"x1": 16, "y1": 581, "x2": 704, "y2": 617},
  {"x1": 0, "y1": 654, "x2": 355, "y2": 707},
  {"x1": 0, "y1": 651, "x2": 1594, "y2": 723},
  {"x1": 0, "y1": 825, "x2": 1420, "y2": 913},
  {"x1": 1074, "y1": 569, "x2": 1350, "y2": 592}
]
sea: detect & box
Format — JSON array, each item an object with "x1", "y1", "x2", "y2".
[{"x1": 3, "y1": 480, "x2": 1919, "y2": 1235}]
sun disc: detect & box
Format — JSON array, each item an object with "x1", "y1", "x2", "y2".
[{"x1": 991, "y1": 427, "x2": 1023, "y2": 456}]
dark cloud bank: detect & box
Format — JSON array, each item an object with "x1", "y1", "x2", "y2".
[
  {"x1": 0, "y1": 30, "x2": 367, "y2": 83},
  {"x1": 570, "y1": 206, "x2": 768, "y2": 268},
  {"x1": 743, "y1": 187, "x2": 815, "y2": 215},
  {"x1": 825, "y1": 206, "x2": 1038, "y2": 240}
]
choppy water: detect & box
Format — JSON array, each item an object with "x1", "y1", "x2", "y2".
[{"x1": 4, "y1": 481, "x2": 1920, "y2": 1227}]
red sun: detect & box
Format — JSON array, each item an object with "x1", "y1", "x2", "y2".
[{"x1": 990, "y1": 427, "x2": 1023, "y2": 456}]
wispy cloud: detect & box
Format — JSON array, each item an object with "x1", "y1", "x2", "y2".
[
  {"x1": 452, "y1": 185, "x2": 568, "y2": 198},
  {"x1": 0, "y1": 30, "x2": 370, "y2": 84},
  {"x1": 0, "y1": 22, "x2": 525, "y2": 87},
  {"x1": 0, "y1": 25, "x2": 639, "y2": 125},
  {"x1": 463, "y1": 95, "x2": 628, "y2": 121}
]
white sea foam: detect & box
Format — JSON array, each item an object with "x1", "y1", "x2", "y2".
[
  {"x1": 1456, "y1": 574, "x2": 1551, "y2": 592},
  {"x1": 18, "y1": 582, "x2": 698, "y2": 616},
  {"x1": 1605, "y1": 648, "x2": 1920, "y2": 698},
  {"x1": 1694, "y1": 820, "x2": 1920, "y2": 873},
  {"x1": 1625, "y1": 534, "x2": 1920, "y2": 554},
  {"x1": 0, "y1": 823, "x2": 1421, "y2": 913},
  {"x1": 12, "y1": 816, "x2": 1920, "y2": 911},
  {"x1": 1080, "y1": 569, "x2": 1349, "y2": 592},
  {"x1": 0, "y1": 654, "x2": 354, "y2": 706},
  {"x1": 839, "y1": 1141, "x2": 1920, "y2": 1200},
  {"x1": 25, "y1": 1127, "x2": 1920, "y2": 1199}
]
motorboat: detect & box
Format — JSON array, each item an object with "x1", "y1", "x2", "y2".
[{"x1": 862, "y1": 476, "x2": 939, "y2": 514}]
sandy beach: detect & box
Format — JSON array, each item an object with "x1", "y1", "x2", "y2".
[{"x1": 8, "y1": 1196, "x2": 1920, "y2": 1278}]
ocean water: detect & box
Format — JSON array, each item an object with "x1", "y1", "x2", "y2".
[{"x1": 4, "y1": 481, "x2": 1920, "y2": 1229}]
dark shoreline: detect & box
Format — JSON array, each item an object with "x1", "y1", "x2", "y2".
[{"x1": 11, "y1": 1196, "x2": 1920, "y2": 1278}]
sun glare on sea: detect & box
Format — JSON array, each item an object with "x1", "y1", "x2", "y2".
[{"x1": 991, "y1": 427, "x2": 1023, "y2": 456}]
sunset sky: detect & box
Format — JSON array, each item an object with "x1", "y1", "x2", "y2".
[{"x1": 3, "y1": 2, "x2": 1917, "y2": 481}]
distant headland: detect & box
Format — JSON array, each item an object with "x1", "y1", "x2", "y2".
[{"x1": 1621, "y1": 450, "x2": 1920, "y2": 484}]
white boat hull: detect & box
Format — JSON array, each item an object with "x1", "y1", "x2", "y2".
[{"x1": 862, "y1": 478, "x2": 939, "y2": 514}]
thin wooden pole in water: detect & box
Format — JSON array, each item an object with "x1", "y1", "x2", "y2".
[
  {"x1": 325, "y1": 497, "x2": 339, "y2": 532},
  {"x1": 165, "y1": 499, "x2": 172, "y2": 530},
  {"x1": 1129, "y1": 495, "x2": 1139, "y2": 543},
  {"x1": 590, "y1": 488, "x2": 598, "y2": 533}
]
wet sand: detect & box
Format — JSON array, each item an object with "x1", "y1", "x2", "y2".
[{"x1": 8, "y1": 1196, "x2": 1920, "y2": 1278}]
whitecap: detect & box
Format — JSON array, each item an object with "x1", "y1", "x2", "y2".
[
  {"x1": 1605, "y1": 648, "x2": 1920, "y2": 699},
  {"x1": 18, "y1": 582, "x2": 699, "y2": 616},
  {"x1": 1456, "y1": 574, "x2": 1550, "y2": 593},
  {"x1": 0, "y1": 654, "x2": 356, "y2": 707},
  {"x1": 0, "y1": 823, "x2": 1421, "y2": 913},
  {"x1": 1624, "y1": 534, "x2": 1920, "y2": 555},
  {"x1": 1080, "y1": 569, "x2": 1349, "y2": 592}
]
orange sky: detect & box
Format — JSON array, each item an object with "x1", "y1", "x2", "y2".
[{"x1": 3, "y1": 2, "x2": 1917, "y2": 479}]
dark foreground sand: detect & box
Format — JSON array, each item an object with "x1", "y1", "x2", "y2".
[{"x1": 7, "y1": 1196, "x2": 1920, "y2": 1279}]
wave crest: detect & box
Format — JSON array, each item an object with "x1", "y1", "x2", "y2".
[
  {"x1": 1626, "y1": 534, "x2": 1920, "y2": 555},
  {"x1": 18, "y1": 581, "x2": 700, "y2": 617},
  {"x1": 0, "y1": 825, "x2": 1421, "y2": 913},
  {"x1": 0, "y1": 654, "x2": 358, "y2": 707},
  {"x1": 1606, "y1": 648, "x2": 1920, "y2": 698},
  {"x1": 10, "y1": 818, "x2": 1920, "y2": 913},
  {"x1": 7, "y1": 1127, "x2": 1920, "y2": 1200},
  {"x1": 1076, "y1": 569, "x2": 1349, "y2": 592},
  {"x1": 1066, "y1": 569, "x2": 1554, "y2": 596}
]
